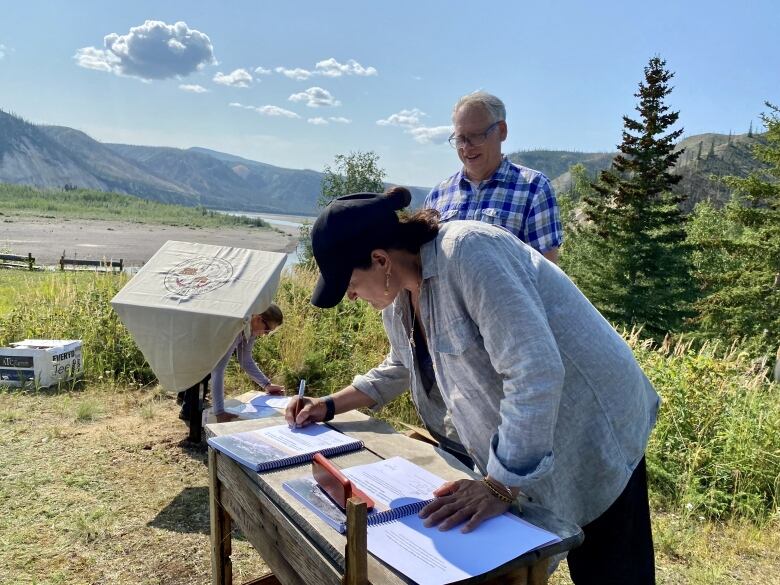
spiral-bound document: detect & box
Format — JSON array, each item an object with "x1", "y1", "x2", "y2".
[
  {"x1": 207, "y1": 423, "x2": 363, "y2": 472},
  {"x1": 284, "y1": 456, "x2": 560, "y2": 585}
]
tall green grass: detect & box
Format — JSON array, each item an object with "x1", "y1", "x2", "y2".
[
  {"x1": 0, "y1": 268, "x2": 777, "y2": 520},
  {"x1": 635, "y1": 331, "x2": 780, "y2": 521},
  {"x1": 0, "y1": 183, "x2": 271, "y2": 228},
  {"x1": 0, "y1": 272, "x2": 151, "y2": 383}
]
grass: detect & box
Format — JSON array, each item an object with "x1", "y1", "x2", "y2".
[
  {"x1": 0, "y1": 271, "x2": 152, "y2": 383},
  {"x1": 1, "y1": 264, "x2": 779, "y2": 583},
  {"x1": 0, "y1": 271, "x2": 61, "y2": 314},
  {"x1": 0, "y1": 384, "x2": 777, "y2": 585},
  {"x1": 0, "y1": 182, "x2": 273, "y2": 229},
  {"x1": 0, "y1": 384, "x2": 271, "y2": 585},
  {"x1": 2, "y1": 268, "x2": 778, "y2": 520},
  {"x1": 636, "y1": 333, "x2": 780, "y2": 521}
]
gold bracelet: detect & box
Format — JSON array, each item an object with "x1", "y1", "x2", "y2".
[{"x1": 482, "y1": 477, "x2": 514, "y2": 504}]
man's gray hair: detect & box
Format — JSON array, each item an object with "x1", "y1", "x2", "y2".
[{"x1": 452, "y1": 91, "x2": 506, "y2": 123}]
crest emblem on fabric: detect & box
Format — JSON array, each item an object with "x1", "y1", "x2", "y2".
[{"x1": 164, "y1": 257, "x2": 234, "y2": 297}]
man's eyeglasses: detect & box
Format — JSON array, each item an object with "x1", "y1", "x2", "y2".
[{"x1": 448, "y1": 121, "x2": 501, "y2": 149}]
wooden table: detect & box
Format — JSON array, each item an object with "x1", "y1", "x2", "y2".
[{"x1": 207, "y1": 411, "x2": 583, "y2": 585}]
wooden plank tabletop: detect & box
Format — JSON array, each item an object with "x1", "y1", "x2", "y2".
[{"x1": 206, "y1": 408, "x2": 582, "y2": 584}]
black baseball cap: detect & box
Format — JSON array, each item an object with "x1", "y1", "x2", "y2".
[{"x1": 310, "y1": 189, "x2": 411, "y2": 308}]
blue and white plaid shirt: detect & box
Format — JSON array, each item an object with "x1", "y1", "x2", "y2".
[{"x1": 424, "y1": 156, "x2": 563, "y2": 253}]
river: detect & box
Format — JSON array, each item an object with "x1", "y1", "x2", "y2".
[{"x1": 220, "y1": 211, "x2": 315, "y2": 268}]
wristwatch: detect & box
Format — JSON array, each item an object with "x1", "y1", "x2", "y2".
[{"x1": 322, "y1": 396, "x2": 336, "y2": 422}]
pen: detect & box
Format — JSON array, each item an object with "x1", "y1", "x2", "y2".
[{"x1": 294, "y1": 379, "x2": 306, "y2": 423}]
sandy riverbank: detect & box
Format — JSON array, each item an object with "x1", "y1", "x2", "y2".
[{"x1": 0, "y1": 217, "x2": 299, "y2": 267}]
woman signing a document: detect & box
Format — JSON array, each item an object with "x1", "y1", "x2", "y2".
[
  {"x1": 285, "y1": 187, "x2": 659, "y2": 585},
  {"x1": 182, "y1": 304, "x2": 285, "y2": 423}
]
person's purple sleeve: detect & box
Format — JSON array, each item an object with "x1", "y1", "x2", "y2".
[{"x1": 236, "y1": 334, "x2": 271, "y2": 389}]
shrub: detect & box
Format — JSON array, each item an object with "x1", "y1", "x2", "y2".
[{"x1": 634, "y1": 332, "x2": 780, "y2": 520}]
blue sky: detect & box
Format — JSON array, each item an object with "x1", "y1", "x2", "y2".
[{"x1": 1, "y1": 0, "x2": 778, "y2": 188}]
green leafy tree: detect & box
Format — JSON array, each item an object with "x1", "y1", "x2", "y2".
[
  {"x1": 575, "y1": 56, "x2": 697, "y2": 337},
  {"x1": 299, "y1": 151, "x2": 387, "y2": 264},
  {"x1": 319, "y1": 151, "x2": 386, "y2": 207},
  {"x1": 689, "y1": 103, "x2": 780, "y2": 357}
]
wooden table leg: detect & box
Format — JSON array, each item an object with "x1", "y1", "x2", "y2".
[
  {"x1": 343, "y1": 497, "x2": 368, "y2": 585},
  {"x1": 210, "y1": 448, "x2": 233, "y2": 585}
]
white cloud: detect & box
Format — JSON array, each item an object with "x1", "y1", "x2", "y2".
[
  {"x1": 408, "y1": 125, "x2": 453, "y2": 144},
  {"x1": 179, "y1": 83, "x2": 208, "y2": 93},
  {"x1": 314, "y1": 58, "x2": 377, "y2": 77},
  {"x1": 230, "y1": 102, "x2": 300, "y2": 119},
  {"x1": 377, "y1": 108, "x2": 451, "y2": 145},
  {"x1": 275, "y1": 66, "x2": 312, "y2": 80},
  {"x1": 213, "y1": 68, "x2": 253, "y2": 87},
  {"x1": 256, "y1": 105, "x2": 300, "y2": 118},
  {"x1": 74, "y1": 20, "x2": 216, "y2": 80},
  {"x1": 307, "y1": 116, "x2": 351, "y2": 125},
  {"x1": 376, "y1": 108, "x2": 426, "y2": 128},
  {"x1": 74, "y1": 46, "x2": 119, "y2": 73},
  {"x1": 0, "y1": 44, "x2": 9, "y2": 60},
  {"x1": 254, "y1": 66, "x2": 272, "y2": 75},
  {"x1": 288, "y1": 86, "x2": 341, "y2": 108}
]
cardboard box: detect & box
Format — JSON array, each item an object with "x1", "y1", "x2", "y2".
[{"x1": 0, "y1": 339, "x2": 83, "y2": 388}]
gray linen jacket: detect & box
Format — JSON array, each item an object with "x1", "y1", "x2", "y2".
[{"x1": 351, "y1": 221, "x2": 659, "y2": 526}]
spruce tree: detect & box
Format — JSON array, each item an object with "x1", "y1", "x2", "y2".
[
  {"x1": 577, "y1": 56, "x2": 696, "y2": 337},
  {"x1": 692, "y1": 103, "x2": 780, "y2": 356}
]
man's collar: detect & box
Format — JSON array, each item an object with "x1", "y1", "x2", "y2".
[{"x1": 458, "y1": 155, "x2": 511, "y2": 186}]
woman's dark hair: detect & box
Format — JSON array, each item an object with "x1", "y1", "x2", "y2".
[
  {"x1": 259, "y1": 303, "x2": 283, "y2": 329},
  {"x1": 353, "y1": 186, "x2": 440, "y2": 269}
]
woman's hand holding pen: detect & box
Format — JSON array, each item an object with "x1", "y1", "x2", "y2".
[
  {"x1": 284, "y1": 396, "x2": 327, "y2": 427},
  {"x1": 418, "y1": 478, "x2": 514, "y2": 533}
]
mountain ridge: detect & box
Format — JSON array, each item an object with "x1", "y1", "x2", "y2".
[{"x1": 0, "y1": 109, "x2": 765, "y2": 214}]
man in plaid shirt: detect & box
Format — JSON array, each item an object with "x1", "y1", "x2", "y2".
[{"x1": 425, "y1": 91, "x2": 563, "y2": 263}]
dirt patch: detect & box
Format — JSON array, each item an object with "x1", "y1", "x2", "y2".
[{"x1": 1, "y1": 217, "x2": 298, "y2": 267}]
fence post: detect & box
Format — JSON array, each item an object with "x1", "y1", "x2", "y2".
[
  {"x1": 59, "y1": 255, "x2": 65, "y2": 271},
  {"x1": 27, "y1": 253, "x2": 34, "y2": 271}
]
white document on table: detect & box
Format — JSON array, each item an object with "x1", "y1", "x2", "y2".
[
  {"x1": 367, "y1": 510, "x2": 558, "y2": 585},
  {"x1": 286, "y1": 456, "x2": 560, "y2": 585}
]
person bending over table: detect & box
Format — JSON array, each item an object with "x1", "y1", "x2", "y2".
[
  {"x1": 182, "y1": 304, "x2": 285, "y2": 423},
  {"x1": 285, "y1": 187, "x2": 659, "y2": 585}
]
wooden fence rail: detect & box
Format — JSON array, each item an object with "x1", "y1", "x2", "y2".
[
  {"x1": 59, "y1": 257, "x2": 123, "y2": 271},
  {"x1": 0, "y1": 253, "x2": 35, "y2": 270}
]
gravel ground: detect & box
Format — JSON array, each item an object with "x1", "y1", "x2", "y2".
[{"x1": 0, "y1": 217, "x2": 299, "y2": 268}]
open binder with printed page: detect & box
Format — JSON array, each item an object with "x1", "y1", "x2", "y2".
[
  {"x1": 206, "y1": 422, "x2": 363, "y2": 472},
  {"x1": 284, "y1": 456, "x2": 561, "y2": 585}
]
